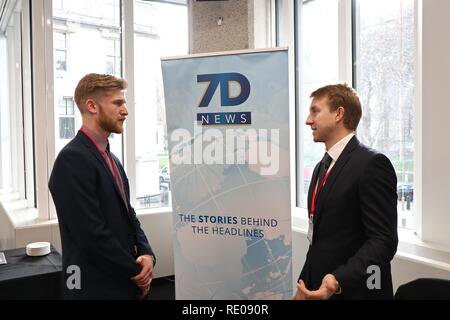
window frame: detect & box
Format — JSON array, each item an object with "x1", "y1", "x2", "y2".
[
  {"x1": 0, "y1": 0, "x2": 34, "y2": 207},
  {"x1": 277, "y1": 0, "x2": 418, "y2": 233},
  {"x1": 27, "y1": 0, "x2": 420, "y2": 233},
  {"x1": 30, "y1": 0, "x2": 190, "y2": 219},
  {"x1": 32, "y1": 0, "x2": 56, "y2": 219},
  {"x1": 282, "y1": 0, "x2": 353, "y2": 221}
]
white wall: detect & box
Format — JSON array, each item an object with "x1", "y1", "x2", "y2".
[{"x1": 420, "y1": 0, "x2": 450, "y2": 247}]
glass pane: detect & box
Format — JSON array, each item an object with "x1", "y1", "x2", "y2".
[
  {"x1": 105, "y1": 38, "x2": 120, "y2": 76},
  {"x1": 0, "y1": 0, "x2": 28, "y2": 196},
  {"x1": 354, "y1": 0, "x2": 415, "y2": 229},
  {"x1": 54, "y1": 32, "x2": 66, "y2": 49},
  {"x1": 59, "y1": 105, "x2": 66, "y2": 115},
  {"x1": 106, "y1": 59, "x2": 114, "y2": 75},
  {"x1": 59, "y1": 117, "x2": 76, "y2": 139},
  {"x1": 55, "y1": 50, "x2": 67, "y2": 71},
  {"x1": 53, "y1": 0, "x2": 123, "y2": 162},
  {"x1": 54, "y1": 0, "x2": 64, "y2": 11},
  {"x1": 67, "y1": 99, "x2": 75, "y2": 115},
  {"x1": 299, "y1": 0, "x2": 339, "y2": 207},
  {"x1": 134, "y1": 0, "x2": 188, "y2": 210},
  {"x1": 106, "y1": 38, "x2": 115, "y2": 55}
]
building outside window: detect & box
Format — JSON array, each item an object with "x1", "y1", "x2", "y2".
[
  {"x1": 58, "y1": 97, "x2": 75, "y2": 139},
  {"x1": 53, "y1": 0, "x2": 122, "y2": 161},
  {"x1": 54, "y1": 32, "x2": 67, "y2": 71},
  {"x1": 105, "y1": 38, "x2": 121, "y2": 76},
  {"x1": 54, "y1": 0, "x2": 64, "y2": 12},
  {"x1": 51, "y1": 0, "x2": 188, "y2": 210},
  {"x1": 133, "y1": 0, "x2": 188, "y2": 210}
]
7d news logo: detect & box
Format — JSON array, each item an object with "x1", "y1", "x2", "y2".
[{"x1": 197, "y1": 72, "x2": 252, "y2": 125}]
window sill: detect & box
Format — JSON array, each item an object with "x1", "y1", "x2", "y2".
[
  {"x1": 4, "y1": 205, "x2": 54, "y2": 230},
  {"x1": 135, "y1": 206, "x2": 172, "y2": 216},
  {"x1": 2, "y1": 202, "x2": 173, "y2": 230}
]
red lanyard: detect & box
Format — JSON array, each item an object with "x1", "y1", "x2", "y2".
[{"x1": 310, "y1": 168, "x2": 332, "y2": 221}]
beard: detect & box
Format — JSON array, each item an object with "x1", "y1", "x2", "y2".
[
  {"x1": 98, "y1": 104, "x2": 124, "y2": 134},
  {"x1": 312, "y1": 130, "x2": 325, "y2": 143},
  {"x1": 312, "y1": 124, "x2": 334, "y2": 143}
]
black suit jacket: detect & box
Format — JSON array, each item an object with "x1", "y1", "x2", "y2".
[
  {"x1": 299, "y1": 136, "x2": 398, "y2": 299},
  {"x1": 49, "y1": 130, "x2": 155, "y2": 300}
]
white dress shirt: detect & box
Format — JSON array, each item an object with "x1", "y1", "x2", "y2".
[{"x1": 326, "y1": 132, "x2": 355, "y2": 173}]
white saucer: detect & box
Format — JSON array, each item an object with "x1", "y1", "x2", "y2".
[{"x1": 26, "y1": 242, "x2": 51, "y2": 257}]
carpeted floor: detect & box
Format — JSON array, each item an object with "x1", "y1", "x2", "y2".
[{"x1": 146, "y1": 275, "x2": 175, "y2": 300}]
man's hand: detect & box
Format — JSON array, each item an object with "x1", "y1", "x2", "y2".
[
  {"x1": 296, "y1": 274, "x2": 340, "y2": 300},
  {"x1": 292, "y1": 281, "x2": 306, "y2": 300},
  {"x1": 130, "y1": 254, "x2": 154, "y2": 300}
]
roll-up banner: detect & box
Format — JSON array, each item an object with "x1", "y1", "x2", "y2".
[{"x1": 161, "y1": 48, "x2": 291, "y2": 299}]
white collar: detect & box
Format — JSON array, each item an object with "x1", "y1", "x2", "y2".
[{"x1": 327, "y1": 132, "x2": 355, "y2": 163}]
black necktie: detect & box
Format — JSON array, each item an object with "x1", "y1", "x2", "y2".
[{"x1": 317, "y1": 152, "x2": 333, "y2": 187}]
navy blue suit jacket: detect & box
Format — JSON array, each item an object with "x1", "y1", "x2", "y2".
[
  {"x1": 300, "y1": 136, "x2": 398, "y2": 299},
  {"x1": 49, "y1": 130, "x2": 155, "y2": 300}
]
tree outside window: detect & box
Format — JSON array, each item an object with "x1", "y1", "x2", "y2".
[{"x1": 354, "y1": 0, "x2": 415, "y2": 229}]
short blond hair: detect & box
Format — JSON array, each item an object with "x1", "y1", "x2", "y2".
[{"x1": 74, "y1": 73, "x2": 127, "y2": 113}]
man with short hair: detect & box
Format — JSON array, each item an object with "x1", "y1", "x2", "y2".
[
  {"x1": 293, "y1": 83, "x2": 398, "y2": 300},
  {"x1": 49, "y1": 73, "x2": 156, "y2": 300}
]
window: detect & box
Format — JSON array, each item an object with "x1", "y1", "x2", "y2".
[
  {"x1": 54, "y1": 32, "x2": 67, "y2": 71},
  {"x1": 354, "y1": 0, "x2": 415, "y2": 229},
  {"x1": 0, "y1": 0, "x2": 33, "y2": 202},
  {"x1": 286, "y1": 0, "x2": 415, "y2": 230},
  {"x1": 58, "y1": 97, "x2": 75, "y2": 139},
  {"x1": 134, "y1": 0, "x2": 188, "y2": 210},
  {"x1": 53, "y1": 0, "x2": 123, "y2": 161},
  {"x1": 298, "y1": 0, "x2": 340, "y2": 207},
  {"x1": 105, "y1": 38, "x2": 121, "y2": 76},
  {"x1": 54, "y1": 0, "x2": 64, "y2": 12},
  {"x1": 104, "y1": 0, "x2": 120, "y2": 20}
]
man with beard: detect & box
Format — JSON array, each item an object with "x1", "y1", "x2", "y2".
[{"x1": 49, "y1": 73, "x2": 156, "y2": 300}]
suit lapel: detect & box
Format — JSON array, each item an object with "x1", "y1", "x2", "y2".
[
  {"x1": 77, "y1": 131, "x2": 130, "y2": 213},
  {"x1": 314, "y1": 136, "x2": 359, "y2": 226}
]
